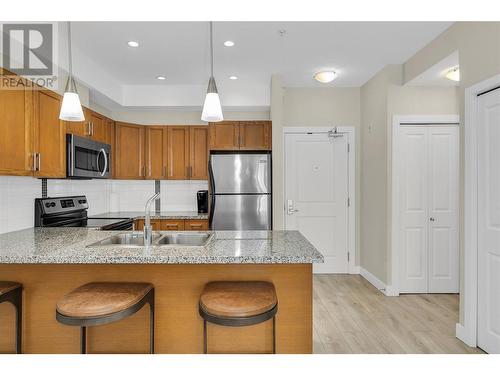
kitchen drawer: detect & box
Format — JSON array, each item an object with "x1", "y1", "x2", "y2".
[
  {"x1": 134, "y1": 219, "x2": 161, "y2": 231},
  {"x1": 185, "y1": 219, "x2": 209, "y2": 231},
  {"x1": 161, "y1": 219, "x2": 185, "y2": 231}
]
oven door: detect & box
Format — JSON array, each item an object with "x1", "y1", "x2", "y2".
[{"x1": 67, "y1": 134, "x2": 111, "y2": 179}]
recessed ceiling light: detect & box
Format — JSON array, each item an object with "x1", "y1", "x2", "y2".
[
  {"x1": 224, "y1": 40, "x2": 235, "y2": 47},
  {"x1": 445, "y1": 66, "x2": 460, "y2": 82},
  {"x1": 229, "y1": 76, "x2": 238, "y2": 80},
  {"x1": 127, "y1": 41, "x2": 139, "y2": 47},
  {"x1": 313, "y1": 71, "x2": 337, "y2": 83},
  {"x1": 156, "y1": 76, "x2": 166, "y2": 80}
]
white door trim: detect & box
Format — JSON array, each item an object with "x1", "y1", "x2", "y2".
[
  {"x1": 390, "y1": 115, "x2": 460, "y2": 296},
  {"x1": 461, "y1": 74, "x2": 500, "y2": 348},
  {"x1": 283, "y1": 126, "x2": 357, "y2": 274}
]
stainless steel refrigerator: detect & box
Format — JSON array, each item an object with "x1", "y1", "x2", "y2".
[{"x1": 209, "y1": 152, "x2": 272, "y2": 230}]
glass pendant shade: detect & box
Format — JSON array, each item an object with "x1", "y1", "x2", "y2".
[
  {"x1": 59, "y1": 77, "x2": 84, "y2": 121},
  {"x1": 201, "y1": 76, "x2": 223, "y2": 122}
]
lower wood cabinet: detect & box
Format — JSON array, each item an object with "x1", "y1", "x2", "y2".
[
  {"x1": 185, "y1": 219, "x2": 209, "y2": 231},
  {"x1": 161, "y1": 219, "x2": 185, "y2": 231},
  {"x1": 133, "y1": 218, "x2": 207, "y2": 231}
]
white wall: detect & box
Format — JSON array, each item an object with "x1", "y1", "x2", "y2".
[
  {"x1": 271, "y1": 82, "x2": 362, "y2": 265},
  {"x1": 111, "y1": 110, "x2": 270, "y2": 125},
  {"x1": 0, "y1": 176, "x2": 40, "y2": 234},
  {"x1": 360, "y1": 64, "x2": 460, "y2": 284}
]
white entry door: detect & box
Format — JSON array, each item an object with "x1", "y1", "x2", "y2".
[
  {"x1": 398, "y1": 125, "x2": 459, "y2": 293},
  {"x1": 284, "y1": 132, "x2": 349, "y2": 273},
  {"x1": 477, "y1": 88, "x2": 500, "y2": 353}
]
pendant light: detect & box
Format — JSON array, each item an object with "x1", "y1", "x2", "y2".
[
  {"x1": 59, "y1": 21, "x2": 85, "y2": 122},
  {"x1": 201, "y1": 21, "x2": 223, "y2": 122}
]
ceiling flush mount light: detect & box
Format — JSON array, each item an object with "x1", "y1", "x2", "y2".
[
  {"x1": 127, "y1": 41, "x2": 139, "y2": 47},
  {"x1": 229, "y1": 76, "x2": 238, "y2": 80},
  {"x1": 59, "y1": 22, "x2": 84, "y2": 122},
  {"x1": 201, "y1": 22, "x2": 223, "y2": 122},
  {"x1": 445, "y1": 66, "x2": 460, "y2": 82},
  {"x1": 223, "y1": 40, "x2": 234, "y2": 47},
  {"x1": 313, "y1": 71, "x2": 337, "y2": 83},
  {"x1": 156, "y1": 75, "x2": 166, "y2": 80}
]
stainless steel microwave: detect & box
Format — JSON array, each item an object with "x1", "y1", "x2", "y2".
[{"x1": 66, "y1": 134, "x2": 111, "y2": 179}]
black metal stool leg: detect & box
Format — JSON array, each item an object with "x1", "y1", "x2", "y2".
[
  {"x1": 149, "y1": 290, "x2": 155, "y2": 354},
  {"x1": 80, "y1": 326, "x2": 87, "y2": 354},
  {"x1": 203, "y1": 320, "x2": 207, "y2": 354},
  {"x1": 14, "y1": 288, "x2": 22, "y2": 354},
  {"x1": 272, "y1": 316, "x2": 276, "y2": 354}
]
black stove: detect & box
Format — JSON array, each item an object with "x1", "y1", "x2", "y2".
[{"x1": 34, "y1": 196, "x2": 133, "y2": 230}]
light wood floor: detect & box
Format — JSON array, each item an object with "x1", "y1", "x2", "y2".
[{"x1": 313, "y1": 275, "x2": 483, "y2": 354}]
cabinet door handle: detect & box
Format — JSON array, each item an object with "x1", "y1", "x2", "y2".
[
  {"x1": 186, "y1": 166, "x2": 189, "y2": 179},
  {"x1": 190, "y1": 224, "x2": 202, "y2": 228},
  {"x1": 162, "y1": 166, "x2": 166, "y2": 178},
  {"x1": 32, "y1": 153, "x2": 37, "y2": 172},
  {"x1": 91, "y1": 122, "x2": 93, "y2": 136},
  {"x1": 37, "y1": 153, "x2": 41, "y2": 171}
]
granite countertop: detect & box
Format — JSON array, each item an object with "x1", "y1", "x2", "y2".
[
  {"x1": 0, "y1": 228, "x2": 323, "y2": 265},
  {"x1": 88, "y1": 211, "x2": 208, "y2": 220}
]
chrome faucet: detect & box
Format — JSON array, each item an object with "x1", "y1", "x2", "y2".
[{"x1": 144, "y1": 192, "x2": 160, "y2": 246}]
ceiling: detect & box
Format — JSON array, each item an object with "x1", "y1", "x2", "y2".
[{"x1": 68, "y1": 21, "x2": 453, "y2": 110}]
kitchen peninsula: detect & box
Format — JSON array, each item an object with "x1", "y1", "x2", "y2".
[{"x1": 0, "y1": 228, "x2": 322, "y2": 354}]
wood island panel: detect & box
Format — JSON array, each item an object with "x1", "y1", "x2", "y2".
[{"x1": 0, "y1": 264, "x2": 312, "y2": 354}]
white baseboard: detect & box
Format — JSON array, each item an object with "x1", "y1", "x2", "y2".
[
  {"x1": 456, "y1": 323, "x2": 477, "y2": 348},
  {"x1": 360, "y1": 267, "x2": 386, "y2": 292}
]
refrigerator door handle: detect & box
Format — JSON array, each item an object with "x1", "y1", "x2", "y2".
[
  {"x1": 208, "y1": 157, "x2": 216, "y2": 228},
  {"x1": 209, "y1": 195, "x2": 216, "y2": 228}
]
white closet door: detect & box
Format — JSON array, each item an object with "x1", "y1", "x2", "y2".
[
  {"x1": 399, "y1": 127, "x2": 429, "y2": 293},
  {"x1": 284, "y1": 133, "x2": 349, "y2": 273},
  {"x1": 427, "y1": 126, "x2": 459, "y2": 293},
  {"x1": 477, "y1": 89, "x2": 500, "y2": 354},
  {"x1": 398, "y1": 125, "x2": 459, "y2": 294}
]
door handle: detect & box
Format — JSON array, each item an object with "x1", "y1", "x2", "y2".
[{"x1": 429, "y1": 217, "x2": 436, "y2": 222}]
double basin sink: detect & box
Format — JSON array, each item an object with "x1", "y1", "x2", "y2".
[{"x1": 87, "y1": 232, "x2": 212, "y2": 248}]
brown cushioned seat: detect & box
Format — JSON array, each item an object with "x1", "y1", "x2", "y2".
[
  {"x1": 200, "y1": 281, "x2": 277, "y2": 318},
  {"x1": 56, "y1": 282, "x2": 153, "y2": 319},
  {"x1": 0, "y1": 281, "x2": 22, "y2": 296}
]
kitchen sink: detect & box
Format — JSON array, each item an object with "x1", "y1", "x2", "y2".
[
  {"x1": 87, "y1": 232, "x2": 162, "y2": 247},
  {"x1": 156, "y1": 233, "x2": 212, "y2": 246},
  {"x1": 87, "y1": 232, "x2": 212, "y2": 248}
]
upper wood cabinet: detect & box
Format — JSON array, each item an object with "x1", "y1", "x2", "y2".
[
  {"x1": 209, "y1": 121, "x2": 240, "y2": 150},
  {"x1": 33, "y1": 90, "x2": 67, "y2": 178},
  {"x1": 189, "y1": 126, "x2": 209, "y2": 180},
  {"x1": 209, "y1": 121, "x2": 272, "y2": 150},
  {"x1": 0, "y1": 73, "x2": 34, "y2": 176},
  {"x1": 167, "y1": 126, "x2": 190, "y2": 179},
  {"x1": 145, "y1": 126, "x2": 168, "y2": 179},
  {"x1": 65, "y1": 107, "x2": 91, "y2": 138},
  {"x1": 114, "y1": 122, "x2": 145, "y2": 179},
  {"x1": 239, "y1": 121, "x2": 272, "y2": 150},
  {"x1": 89, "y1": 111, "x2": 107, "y2": 143}
]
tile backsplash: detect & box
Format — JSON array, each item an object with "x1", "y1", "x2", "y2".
[{"x1": 0, "y1": 176, "x2": 208, "y2": 234}]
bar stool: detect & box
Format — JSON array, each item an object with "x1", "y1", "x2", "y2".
[
  {"x1": 199, "y1": 281, "x2": 278, "y2": 354},
  {"x1": 0, "y1": 281, "x2": 23, "y2": 354},
  {"x1": 56, "y1": 282, "x2": 155, "y2": 354}
]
